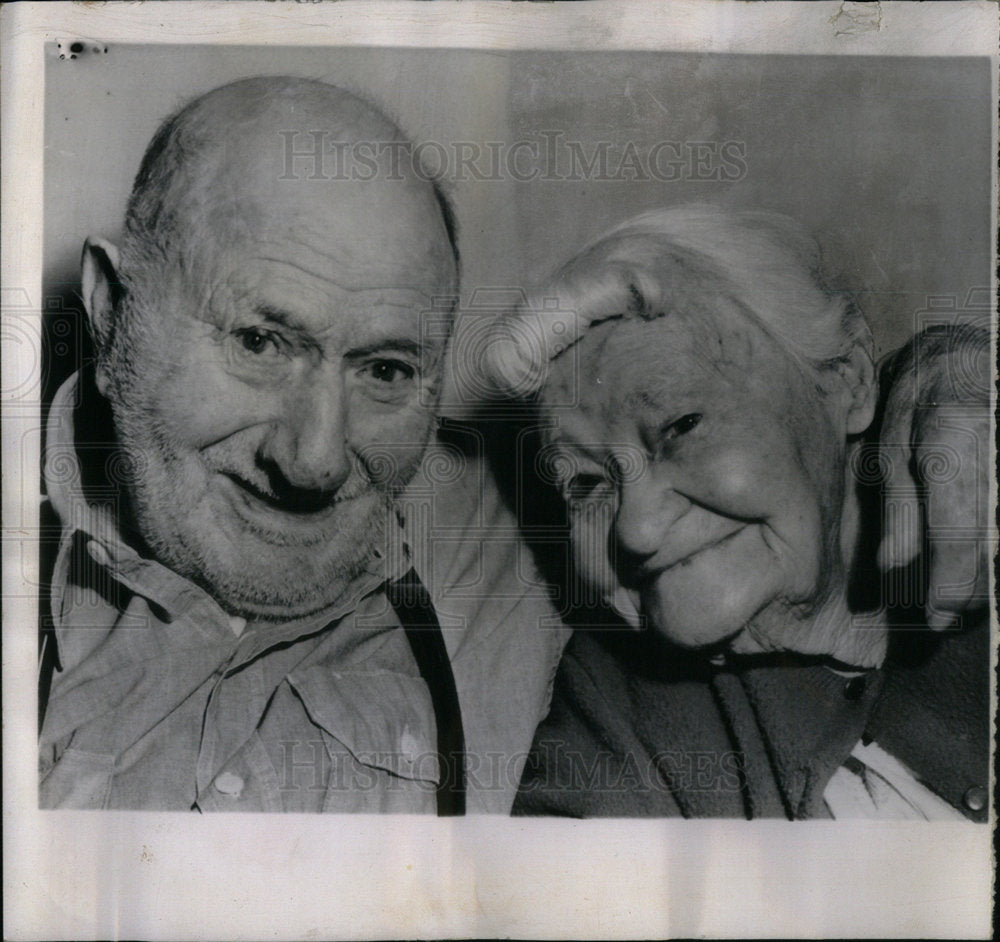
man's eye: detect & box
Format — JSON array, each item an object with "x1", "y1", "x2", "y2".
[
  {"x1": 365, "y1": 360, "x2": 416, "y2": 384},
  {"x1": 662, "y1": 412, "x2": 702, "y2": 441},
  {"x1": 235, "y1": 328, "x2": 281, "y2": 356}
]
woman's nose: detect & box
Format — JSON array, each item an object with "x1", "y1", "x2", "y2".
[{"x1": 613, "y1": 473, "x2": 690, "y2": 564}]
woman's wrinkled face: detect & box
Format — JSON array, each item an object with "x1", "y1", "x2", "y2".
[{"x1": 539, "y1": 309, "x2": 851, "y2": 653}]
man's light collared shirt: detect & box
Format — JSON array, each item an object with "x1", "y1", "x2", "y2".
[{"x1": 39, "y1": 374, "x2": 569, "y2": 813}]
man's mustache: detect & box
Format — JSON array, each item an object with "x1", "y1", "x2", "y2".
[{"x1": 217, "y1": 454, "x2": 380, "y2": 515}]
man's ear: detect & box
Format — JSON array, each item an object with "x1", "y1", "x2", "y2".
[
  {"x1": 836, "y1": 340, "x2": 878, "y2": 435},
  {"x1": 80, "y1": 237, "x2": 121, "y2": 394}
]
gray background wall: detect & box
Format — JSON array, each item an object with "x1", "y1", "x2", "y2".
[{"x1": 43, "y1": 46, "x2": 992, "y2": 412}]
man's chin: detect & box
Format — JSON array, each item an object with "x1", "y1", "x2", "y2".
[
  {"x1": 202, "y1": 542, "x2": 383, "y2": 621},
  {"x1": 215, "y1": 579, "x2": 364, "y2": 621}
]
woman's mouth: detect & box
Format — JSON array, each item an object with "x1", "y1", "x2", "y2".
[{"x1": 637, "y1": 524, "x2": 749, "y2": 583}]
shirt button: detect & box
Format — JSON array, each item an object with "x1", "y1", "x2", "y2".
[
  {"x1": 214, "y1": 772, "x2": 244, "y2": 797},
  {"x1": 400, "y1": 730, "x2": 419, "y2": 761},
  {"x1": 963, "y1": 785, "x2": 987, "y2": 813},
  {"x1": 843, "y1": 676, "x2": 866, "y2": 701}
]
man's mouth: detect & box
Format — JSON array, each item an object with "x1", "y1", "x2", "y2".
[{"x1": 220, "y1": 472, "x2": 341, "y2": 517}]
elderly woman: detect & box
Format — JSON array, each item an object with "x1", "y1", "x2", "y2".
[{"x1": 485, "y1": 206, "x2": 990, "y2": 819}]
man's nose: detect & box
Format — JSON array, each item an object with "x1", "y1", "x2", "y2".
[
  {"x1": 613, "y1": 474, "x2": 689, "y2": 565},
  {"x1": 260, "y1": 379, "x2": 351, "y2": 492}
]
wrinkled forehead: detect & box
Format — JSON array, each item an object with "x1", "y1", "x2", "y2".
[
  {"x1": 133, "y1": 181, "x2": 455, "y2": 362},
  {"x1": 190, "y1": 163, "x2": 453, "y2": 292},
  {"x1": 539, "y1": 303, "x2": 767, "y2": 425}
]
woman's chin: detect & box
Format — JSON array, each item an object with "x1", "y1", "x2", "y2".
[{"x1": 641, "y1": 592, "x2": 749, "y2": 650}]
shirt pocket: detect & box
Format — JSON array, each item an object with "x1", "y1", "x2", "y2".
[
  {"x1": 39, "y1": 747, "x2": 115, "y2": 809},
  {"x1": 287, "y1": 667, "x2": 441, "y2": 786}
]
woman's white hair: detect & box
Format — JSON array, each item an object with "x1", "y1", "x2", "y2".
[{"x1": 484, "y1": 204, "x2": 872, "y2": 398}]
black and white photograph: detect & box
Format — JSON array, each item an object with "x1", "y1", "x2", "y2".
[{"x1": 3, "y1": 1, "x2": 996, "y2": 938}]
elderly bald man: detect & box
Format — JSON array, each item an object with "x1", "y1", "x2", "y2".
[{"x1": 38, "y1": 77, "x2": 567, "y2": 813}]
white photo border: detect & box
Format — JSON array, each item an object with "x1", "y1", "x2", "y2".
[{"x1": 3, "y1": 2, "x2": 996, "y2": 939}]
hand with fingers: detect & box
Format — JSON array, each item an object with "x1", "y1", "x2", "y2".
[{"x1": 876, "y1": 324, "x2": 993, "y2": 629}]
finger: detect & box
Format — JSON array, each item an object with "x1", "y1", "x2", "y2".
[
  {"x1": 925, "y1": 539, "x2": 989, "y2": 629},
  {"x1": 876, "y1": 397, "x2": 921, "y2": 571},
  {"x1": 921, "y1": 420, "x2": 991, "y2": 627},
  {"x1": 876, "y1": 462, "x2": 922, "y2": 571}
]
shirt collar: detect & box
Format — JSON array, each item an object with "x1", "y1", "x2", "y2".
[
  {"x1": 46, "y1": 371, "x2": 412, "y2": 633},
  {"x1": 45, "y1": 371, "x2": 140, "y2": 566}
]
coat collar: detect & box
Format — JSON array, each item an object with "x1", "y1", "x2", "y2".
[{"x1": 711, "y1": 656, "x2": 883, "y2": 819}]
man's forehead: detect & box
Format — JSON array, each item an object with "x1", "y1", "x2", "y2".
[
  {"x1": 154, "y1": 170, "x2": 455, "y2": 340},
  {"x1": 194, "y1": 174, "x2": 454, "y2": 283},
  {"x1": 221, "y1": 239, "x2": 449, "y2": 305}
]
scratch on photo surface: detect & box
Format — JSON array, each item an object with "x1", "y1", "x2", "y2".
[{"x1": 829, "y1": 1, "x2": 882, "y2": 36}]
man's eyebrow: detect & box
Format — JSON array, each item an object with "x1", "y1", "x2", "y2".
[
  {"x1": 344, "y1": 339, "x2": 425, "y2": 359},
  {"x1": 252, "y1": 308, "x2": 427, "y2": 359}
]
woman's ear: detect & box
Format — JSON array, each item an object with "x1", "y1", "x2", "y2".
[
  {"x1": 80, "y1": 237, "x2": 121, "y2": 395},
  {"x1": 836, "y1": 338, "x2": 878, "y2": 435}
]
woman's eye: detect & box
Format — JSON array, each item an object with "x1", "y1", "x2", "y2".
[
  {"x1": 366, "y1": 359, "x2": 416, "y2": 384},
  {"x1": 235, "y1": 328, "x2": 281, "y2": 356},
  {"x1": 663, "y1": 412, "x2": 702, "y2": 441},
  {"x1": 565, "y1": 473, "x2": 611, "y2": 501}
]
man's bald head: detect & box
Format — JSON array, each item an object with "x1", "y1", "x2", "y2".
[{"x1": 118, "y1": 77, "x2": 458, "y2": 318}]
